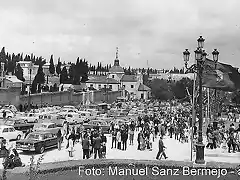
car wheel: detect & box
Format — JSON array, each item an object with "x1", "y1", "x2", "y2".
[
  {"x1": 16, "y1": 135, "x2": 21, "y2": 140},
  {"x1": 39, "y1": 146, "x2": 45, "y2": 154},
  {"x1": 34, "y1": 119, "x2": 38, "y2": 123}
]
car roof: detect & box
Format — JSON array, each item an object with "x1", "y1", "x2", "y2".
[
  {"x1": 0, "y1": 125, "x2": 13, "y2": 128},
  {"x1": 41, "y1": 122, "x2": 55, "y2": 125},
  {"x1": 29, "y1": 131, "x2": 53, "y2": 135}
]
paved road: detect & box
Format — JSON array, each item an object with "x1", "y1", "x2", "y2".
[{"x1": 1, "y1": 130, "x2": 240, "y2": 169}]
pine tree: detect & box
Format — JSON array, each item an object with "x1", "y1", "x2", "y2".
[
  {"x1": 60, "y1": 66, "x2": 68, "y2": 84},
  {"x1": 56, "y1": 58, "x2": 62, "y2": 75},
  {"x1": 34, "y1": 64, "x2": 45, "y2": 84},
  {"x1": 15, "y1": 64, "x2": 25, "y2": 81},
  {"x1": 49, "y1": 55, "x2": 55, "y2": 74},
  {"x1": 69, "y1": 63, "x2": 76, "y2": 84},
  {"x1": 0, "y1": 47, "x2": 6, "y2": 62}
]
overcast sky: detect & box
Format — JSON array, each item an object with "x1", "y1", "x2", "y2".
[{"x1": 0, "y1": 0, "x2": 240, "y2": 69}]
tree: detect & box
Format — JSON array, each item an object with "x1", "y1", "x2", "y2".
[
  {"x1": 231, "y1": 91, "x2": 240, "y2": 104},
  {"x1": 0, "y1": 47, "x2": 6, "y2": 63},
  {"x1": 69, "y1": 63, "x2": 76, "y2": 84},
  {"x1": 34, "y1": 64, "x2": 45, "y2": 84},
  {"x1": 31, "y1": 79, "x2": 37, "y2": 94},
  {"x1": 171, "y1": 78, "x2": 193, "y2": 100},
  {"x1": 56, "y1": 58, "x2": 62, "y2": 75},
  {"x1": 49, "y1": 55, "x2": 55, "y2": 74},
  {"x1": 60, "y1": 66, "x2": 68, "y2": 84},
  {"x1": 151, "y1": 79, "x2": 173, "y2": 100},
  {"x1": 15, "y1": 64, "x2": 25, "y2": 81}
]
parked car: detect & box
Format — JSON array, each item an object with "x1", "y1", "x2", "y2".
[
  {"x1": 0, "y1": 125, "x2": 23, "y2": 140},
  {"x1": 16, "y1": 131, "x2": 58, "y2": 154},
  {"x1": 83, "y1": 120, "x2": 110, "y2": 134},
  {"x1": 4, "y1": 119, "x2": 34, "y2": 133},
  {"x1": 0, "y1": 109, "x2": 14, "y2": 119},
  {"x1": 19, "y1": 113, "x2": 39, "y2": 123},
  {"x1": 79, "y1": 111, "x2": 95, "y2": 122},
  {"x1": 65, "y1": 113, "x2": 84, "y2": 124},
  {"x1": 34, "y1": 122, "x2": 61, "y2": 135}
]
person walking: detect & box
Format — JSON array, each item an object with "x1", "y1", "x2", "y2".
[
  {"x1": 137, "y1": 130, "x2": 142, "y2": 150},
  {"x1": 116, "y1": 129, "x2": 121, "y2": 150},
  {"x1": 57, "y1": 129, "x2": 62, "y2": 150},
  {"x1": 111, "y1": 129, "x2": 117, "y2": 149},
  {"x1": 121, "y1": 129, "x2": 128, "y2": 151},
  {"x1": 82, "y1": 134, "x2": 90, "y2": 159},
  {"x1": 93, "y1": 134, "x2": 102, "y2": 159},
  {"x1": 156, "y1": 136, "x2": 168, "y2": 160},
  {"x1": 227, "y1": 131, "x2": 236, "y2": 153},
  {"x1": 129, "y1": 121, "x2": 135, "y2": 145}
]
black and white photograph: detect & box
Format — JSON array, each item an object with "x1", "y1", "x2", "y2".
[{"x1": 0, "y1": 0, "x2": 240, "y2": 179}]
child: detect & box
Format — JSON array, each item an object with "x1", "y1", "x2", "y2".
[
  {"x1": 68, "y1": 138, "x2": 74, "y2": 157},
  {"x1": 101, "y1": 142, "x2": 106, "y2": 158}
]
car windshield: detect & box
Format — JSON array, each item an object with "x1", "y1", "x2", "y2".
[
  {"x1": 5, "y1": 121, "x2": 14, "y2": 125},
  {"x1": 27, "y1": 134, "x2": 43, "y2": 140},
  {"x1": 41, "y1": 124, "x2": 48, "y2": 128}
]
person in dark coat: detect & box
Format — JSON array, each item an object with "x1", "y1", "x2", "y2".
[
  {"x1": 137, "y1": 131, "x2": 142, "y2": 150},
  {"x1": 82, "y1": 134, "x2": 90, "y2": 159},
  {"x1": 57, "y1": 129, "x2": 62, "y2": 150},
  {"x1": 121, "y1": 129, "x2": 128, "y2": 151},
  {"x1": 93, "y1": 134, "x2": 102, "y2": 159},
  {"x1": 111, "y1": 129, "x2": 117, "y2": 149},
  {"x1": 156, "y1": 136, "x2": 168, "y2": 160}
]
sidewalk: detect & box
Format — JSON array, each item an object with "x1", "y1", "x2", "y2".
[{"x1": 0, "y1": 132, "x2": 239, "y2": 170}]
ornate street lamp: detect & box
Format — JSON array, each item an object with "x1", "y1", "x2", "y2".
[
  {"x1": 212, "y1": 49, "x2": 220, "y2": 129},
  {"x1": 212, "y1": 49, "x2": 219, "y2": 63},
  {"x1": 184, "y1": 36, "x2": 218, "y2": 164},
  {"x1": 197, "y1": 36, "x2": 205, "y2": 49}
]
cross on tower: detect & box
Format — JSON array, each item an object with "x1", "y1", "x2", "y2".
[{"x1": 116, "y1": 47, "x2": 119, "y2": 59}]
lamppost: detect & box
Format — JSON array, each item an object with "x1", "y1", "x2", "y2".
[
  {"x1": 183, "y1": 36, "x2": 219, "y2": 164},
  {"x1": 212, "y1": 49, "x2": 220, "y2": 129},
  {"x1": 28, "y1": 62, "x2": 33, "y2": 111}
]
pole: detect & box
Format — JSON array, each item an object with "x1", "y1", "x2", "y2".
[
  {"x1": 28, "y1": 68, "x2": 32, "y2": 111},
  {"x1": 195, "y1": 59, "x2": 205, "y2": 164},
  {"x1": 207, "y1": 88, "x2": 210, "y2": 125},
  {"x1": 191, "y1": 71, "x2": 196, "y2": 162}
]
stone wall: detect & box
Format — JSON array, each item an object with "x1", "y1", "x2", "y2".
[
  {"x1": 0, "y1": 87, "x2": 21, "y2": 105},
  {"x1": 18, "y1": 90, "x2": 121, "y2": 107}
]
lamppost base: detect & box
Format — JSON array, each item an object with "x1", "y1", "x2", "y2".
[{"x1": 195, "y1": 143, "x2": 205, "y2": 164}]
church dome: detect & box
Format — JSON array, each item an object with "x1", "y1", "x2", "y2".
[
  {"x1": 109, "y1": 65, "x2": 124, "y2": 73},
  {"x1": 109, "y1": 47, "x2": 124, "y2": 73}
]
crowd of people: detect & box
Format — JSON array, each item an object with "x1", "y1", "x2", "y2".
[{"x1": 2, "y1": 99, "x2": 240, "y2": 168}]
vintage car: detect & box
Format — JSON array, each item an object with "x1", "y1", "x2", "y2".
[
  {"x1": 83, "y1": 120, "x2": 110, "y2": 134},
  {"x1": 65, "y1": 113, "x2": 84, "y2": 124},
  {"x1": 4, "y1": 119, "x2": 34, "y2": 133},
  {"x1": 0, "y1": 125, "x2": 23, "y2": 140},
  {"x1": 16, "y1": 131, "x2": 58, "y2": 154},
  {"x1": 96, "y1": 114, "x2": 114, "y2": 123},
  {"x1": 0, "y1": 109, "x2": 14, "y2": 119},
  {"x1": 18, "y1": 113, "x2": 39, "y2": 123},
  {"x1": 34, "y1": 122, "x2": 61, "y2": 135}
]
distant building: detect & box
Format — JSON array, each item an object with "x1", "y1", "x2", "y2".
[
  {"x1": 85, "y1": 47, "x2": 151, "y2": 100},
  {"x1": 17, "y1": 61, "x2": 38, "y2": 82},
  {"x1": 149, "y1": 72, "x2": 194, "y2": 82},
  {"x1": 4, "y1": 75, "x2": 23, "y2": 88}
]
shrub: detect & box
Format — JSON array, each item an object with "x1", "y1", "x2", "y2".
[{"x1": 25, "y1": 154, "x2": 44, "y2": 180}]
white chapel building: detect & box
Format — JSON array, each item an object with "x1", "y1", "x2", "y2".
[{"x1": 86, "y1": 48, "x2": 151, "y2": 100}]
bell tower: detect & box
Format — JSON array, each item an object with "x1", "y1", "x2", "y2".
[{"x1": 114, "y1": 47, "x2": 120, "y2": 66}]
